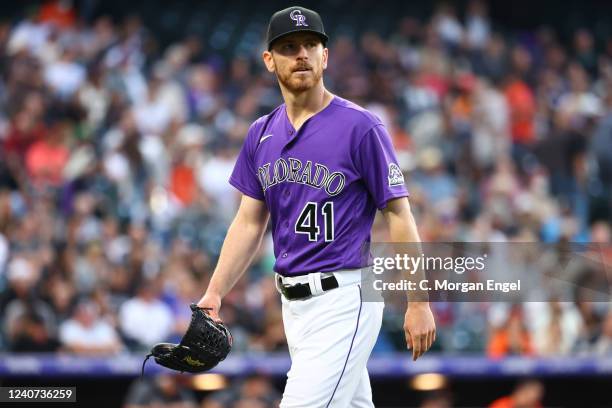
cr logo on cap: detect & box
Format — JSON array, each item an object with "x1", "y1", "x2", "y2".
[{"x1": 290, "y1": 9, "x2": 308, "y2": 27}]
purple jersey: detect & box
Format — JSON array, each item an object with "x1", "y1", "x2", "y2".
[{"x1": 229, "y1": 96, "x2": 408, "y2": 276}]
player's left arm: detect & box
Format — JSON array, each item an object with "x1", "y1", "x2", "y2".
[{"x1": 382, "y1": 196, "x2": 436, "y2": 361}]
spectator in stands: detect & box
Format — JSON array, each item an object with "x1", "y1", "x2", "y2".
[
  {"x1": 487, "y1": 306, "x2": 534, "y2": 359},
  {"x1": 432, "y1": 2, "x2": 463, "y2": 48},
  {"x1": 573, "y1": 301, "x2": 604, "y2": 353},
  {"x1": 43, "y1": 47, "x2": 86, "y2": 97},
  {"x1": 124, "y1": 374, "x2": 197, "y2": 408},
  {"x1": 590, "y1": 89, "x2": 612, "y2": 208},
  {"x1": 465, "y1": 0, "x2": 490, "y2": 51},
  {"x1": 471, "y1": 77, "x2": 511, "y2": 169},
  {"x1": 59, "y1": 299, "x2": 122, "y2": 354},
  {"x1": 504, "y1": 69, "x2": 537, "y2": 167},
  {"x1": 25, "y1": 113, "x2": 71, "y2": 190},
  {"x1": 3, "y1": 94, "x2": 47, "y2": 163},
  {"x1": 5, "y1": 303, "x2": 60, "y2": 352},
  {"x1": 253, "y1": 311, "x2": 286, "y2": 352},
  {"x1": 489, "y1": 379, "x2": 544, "y2": 408},
  {"x1": 43, "y1": 274, "x2": 76, "y2": 322},
  {"x1": 119, "y1": 278, "x2": 173, "y2": 350},
  {"x1": 573, "y1": 29, "x2": 597, "y2": 77},
  {"x1": 412, "y1": 147, "x2": 458, "y2": 209},
  {"x1": 200, "y1": 374, "x2": 280, "y2": 408},
  {"x1": 529, "y1": 300, "x2": 581, "y2": 356},
  {"x1": 592, "y1": 307, "x2": 612, "y2": 355},
  {"x1": 3, "y1": 257, "x2": 60, "y2": 352},
  {"x1": 161, "y1": 266, "x2": 202, "y2": 343},
  {"x1": 419, "y1": 391, "x2": 453, "y2": 408}
]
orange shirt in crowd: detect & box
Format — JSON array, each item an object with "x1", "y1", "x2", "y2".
[
  {"x1": 487, "y1": 329, "x2": 534, "y2": 359},
  {"x1": 489, "y1": 396, "x2": 542, "y2": 408},
  {"x1": 170, "y1": 164, "x2": 197, "y2": 206},
  {"x1": 505, "y1": 80, "x2": 536, "y2": 144}
]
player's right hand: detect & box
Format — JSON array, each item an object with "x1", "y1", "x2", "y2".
[{"x1": 196, "y1": 292, "x2": 222, "y2": 323}]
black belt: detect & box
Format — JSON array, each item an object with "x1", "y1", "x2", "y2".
[{"x1": 277, "y1": 275, "x2": 339, "y2": 300}]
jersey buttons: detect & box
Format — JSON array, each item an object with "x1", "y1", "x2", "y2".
[{"x1": 282, "y1": 253, "x2": 288, "y2": 258}]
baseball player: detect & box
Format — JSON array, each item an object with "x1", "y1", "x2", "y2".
[{"x1": 197, "y1": 6, "x2": 436, "y2": 407}]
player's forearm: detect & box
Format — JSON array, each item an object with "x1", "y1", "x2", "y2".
[
  {"x1": 383, "y1": 198, "x2": 428, "y2": 305},
  {"x1": 205, "y1": 212, "x2": 268, "y2": 299}
]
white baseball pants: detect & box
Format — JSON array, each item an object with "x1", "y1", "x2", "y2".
[{"x1": 278, "y1": 269, "x2": 384, "y2": 408}]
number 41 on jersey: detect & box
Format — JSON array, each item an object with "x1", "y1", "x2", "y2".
[{"x1": 294, "y1": 202, "x2": 334, "y2": 242}]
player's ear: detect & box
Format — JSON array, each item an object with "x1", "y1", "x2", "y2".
[
  {"x1": 322, "y1": 46, "x2": 328, "y2": 70},
  {"x1": 262, "y1": 50, "x2": 275, "y2": 73}
]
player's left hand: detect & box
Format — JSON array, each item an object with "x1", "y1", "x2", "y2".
[{"x1": 404, "y1": 302, "x2": 436, "y2": 361}]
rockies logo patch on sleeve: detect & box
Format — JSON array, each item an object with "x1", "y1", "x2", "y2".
[{"x1": 388, "y1": 163, "x2": 405, "y2": 186}]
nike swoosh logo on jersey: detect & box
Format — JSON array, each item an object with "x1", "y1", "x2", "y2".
[{"x1": 259, "y1": 134, "x2": 273, "y2": 143}]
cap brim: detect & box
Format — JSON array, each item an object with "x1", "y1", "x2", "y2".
[{"x1": 268, "y1": 30, "x2": 329, "y2": 50}]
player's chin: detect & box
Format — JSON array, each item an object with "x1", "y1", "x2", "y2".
[{"x1": 286, "y1": 78, "x2": 315, "y2": 92}]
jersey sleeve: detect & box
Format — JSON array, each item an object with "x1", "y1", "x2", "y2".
[
  {"x1": 354, "y1": 124, "x2": 409, "y2": 210},
  {"x1": 229, "y1": 125, "x2": 265, "y2": 201}
]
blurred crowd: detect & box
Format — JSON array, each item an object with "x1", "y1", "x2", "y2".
[
  {"x1": 124, "y1": 373, "x2": 282, "y2": 408},
  {"x1": 1, "y1": 0, "x2": 612, "y2": 393}
]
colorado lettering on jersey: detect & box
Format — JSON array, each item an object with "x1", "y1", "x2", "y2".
[{"x1": 257, "y1": 157, "x2": 346, "y2": 196}]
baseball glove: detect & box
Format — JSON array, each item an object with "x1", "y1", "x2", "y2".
[{"x1": 141, "y1": 304, "x2": 232, "y2": 375}]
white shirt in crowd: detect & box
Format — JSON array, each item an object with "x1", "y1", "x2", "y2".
[
  {"x1": 59, "y1": 319, "x2": 120, "y2": 350},
  {"x1": 119, "y1": 297, "x2": 173, "y2": 347},
  {"x1": 44, "y1": 60, "x2": 86, "y2": 96}
]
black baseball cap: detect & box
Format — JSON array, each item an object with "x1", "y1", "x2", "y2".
[{"x1": 266, "y1": 6, "x2": 329, "y2": 50}]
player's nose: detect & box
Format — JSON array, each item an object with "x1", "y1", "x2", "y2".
[{"x1": 295, "y1": 44, "x2": 309, "y2": 58}]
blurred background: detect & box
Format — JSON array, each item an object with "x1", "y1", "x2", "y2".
[{"x1": 0, "y1": 0, "x2": 611, "y2": 407}]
